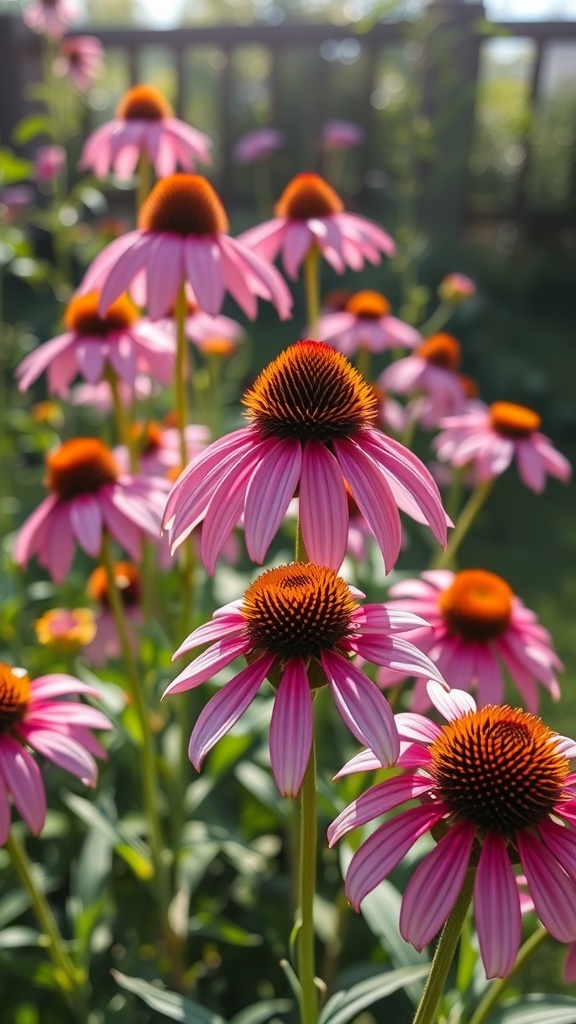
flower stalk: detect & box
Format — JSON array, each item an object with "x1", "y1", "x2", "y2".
[
  {"x1": 432, "y1": 479, "x2": 494, "y2": 569},
  {"x1": 468, "y1": 926, "x2": 549, "y2": 1024},
  {"x1": 303, "y1": 246, "x2": 321, "y2": 338},
  {"x1": 297, "y1": 743, "x2": 319, "y2": 1024}
]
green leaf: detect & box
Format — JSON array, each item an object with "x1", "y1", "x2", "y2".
[
  {"x1": 230, "y1": 1000, "x2": 292, "y2": 1024},
  {"x1": 12, "y1": 114, "x2": 52, "y2": 145},
  {"x1": 318, "y1": 965, "x2": 430, "y2": 1024},
  {"x1": 189, "y1": 912, "x2": 262, "y2": 946},
  {"x1": 63, "y1": 792, "x2": 153, "y2": 880},
  {"x1": 112, "y1": 970, "x2": 229, "y2": 1024},
  {"x1": 488, "y1": 995, "x2": 576, "y2": 1024},
  {"x1": 356, "y1": 875, "x2": 428, "y2": 1005},
  {"x1": 0, "y1": 927, "x2": 43, "y2": 948},
  {"x1": 0, "y1": 148, "x2": 33, "y2": 184}
]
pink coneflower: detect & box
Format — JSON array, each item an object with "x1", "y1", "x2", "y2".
[
  {"x1": 34, "y1": 607, "x2": 96, "y2": 654},
  {"x1": 379, "y1": 333, "x2": 467, "y2": 420},
  {"x1": 14, "y1": 438, "x2": 169, "y2": 582},
  {"x1": 159, "y1": 298, "x2": 244, "y2": 352},
  {"x1": 438, "y1": 272, "x2": 476, "y2": 304},
  {"x1": 16, "y1": 292, "x2": 176, "y2": 397},
  {"x1": 321, "y1": 120, "x2": 365, "y2": 150},
  {"x1": 114, "y1": 420, "x2": 208, "y2": 477},
  {"x1": 165, "y1": 561, "x2": 445, "y2": 796},
  {"x1": 233, "y1": 128, "x2": 285, "y2": 164},
  {"x1": 34, "y1": 145, "x2": 66, "y2": 184},
  {"x1": 77, "y1": 174, "x2": 292, "y2": 320},
  {"x1": 84, "y1": 562, "x2": 142, "y2": 667},
  {"x1": 433, "y1": 401, "x2": 572, "y2": 492},
  {"x1": 377, "y1": 569, "x2": 562, "y2": 712},
  {"x1": 79, "y1": 84, "x2": 212, "y2": 180},
  {"x1": 23, "y1": 0, "x2": 78, "y2": 38},
  {"x1": 330, "y1": 681, "x2": 576, "y2": 979},
  {"x1": 405, "y1": 374, "x2": 481, "y2": 432},
  {"x1": 54, "y1": 36, "x2": 104, "y2": 92},
  {"x1": 165, "y1": 341, "x2": 449, "y2": 575},
  {"x1": 71, "y1": 376, "x2": 155, "y2": 414},
  {"x1": 317, "y1": 290, "x2": 421, "y2": 355},
  {"x1": 0, "y1": 662, "x2": 111, "y2": 841},
  {"x1": 239, "y1": 172, "x2": 395, "y2": 279}
]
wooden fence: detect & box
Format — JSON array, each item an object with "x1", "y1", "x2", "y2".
[{"x1": 1, "y1": 0, "x2": 575, "y2": 238}]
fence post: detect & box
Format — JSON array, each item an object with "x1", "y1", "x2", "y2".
[{"x1": 419, "y1": 0, "x2": 486, "y2": 239}]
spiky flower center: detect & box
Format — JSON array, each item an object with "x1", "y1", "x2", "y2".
[
  {"x1": 46, "y1": 438, "x2": 119, "y2": 499},
  {"x1": 438, "y1": 569, "x2": 513, "y2": 642},
  {"x1": 346, "y1": 291, "x2": 391, "y2": 319},
  {"x1": 87, "y1": 562, "x2": 141, "y2": 609},
  {"x1": 138, "y1": 174, "x2": 229, "y2": 236},
  {"x1": 429, "y1": 705, "x2": 568, "y2": 836},
  {"x1": 241, "y1": 563, "x2": 357, "y2": 662},
  {"x1": 64, "y1": 292, "x2": 138, "y2": 336},
  {"x1": 489, "y1": 402, "x2": 541, "y2": 439},
  {"x1": 243, "y1": 340, "x2": 378, "y2": 443},
  {"x1": 0, "y1": 664, "x2": 30, "y2": 732},
  {"x1": 116, "y1": 83, "x2": 173, "y2": 121},
  {"x1": 274, "y1": 173, "x2": 344, "y2": 221},
  {"x1": 416, "y1": 333, "x2": 461, "y2": 370}
]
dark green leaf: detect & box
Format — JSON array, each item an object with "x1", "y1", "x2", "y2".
[
  {"x1": 112, "y1": 971, "x2": 229, "y2": 1024},
  {"x1": 318, "y1": 965, "x2": 430, "y2": 1024}
]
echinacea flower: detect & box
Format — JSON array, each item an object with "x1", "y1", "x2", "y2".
[
  {"x1": 14, "y1": 438, "x2": 169, "y2": 582},
  {"x1": 233, "y1": 128, "x2": 285, "y2": 164},
  {"x1": 53, "y1": 36, "x2": 105, "y2": 92},
  {"x1": 77, "y1": 174, "x2": 293, "y2": 320},
  {"x1": 114, "y1": 421, "x2": 208, "y2": 477},
  {"x1": 438, "y1": 272, "x2": 476, "y2": 304},
  {"x1": 377, "y1": 569, "x2": 562, "y2": 712},
  {"x1": 317, "y1": 290, "x2": 421, "y2": 355},
  {"x1": 34, "y1": 607, "x2": 96, "y2": 654},
  {"x1": 0, "y1": 662, "x2": 111, "y2": 841},
  {"x1": 165, "y1": 340, "x2": 449, "y2": 574},
  {"x1": 79, "y1": 83, "x2": 212, "y2": 180},
  {"x1": 330, "y1": 681, "x2": 576, "y2": 978},
  {"x1": 165, "y1": 561, "x2": 446, "y2": 796},
  {"x1": 23, "y1": 0, "x2": 78, "y2": 38},
  {"x1": 321, "y1": 120, "x2": 365, "y2": 150},
  {"x1": 16, "y1": 292, "x2": 176, "y2": 397},
  {"x1": 84, "y1": 562, "x2": 142, "y2": 667},
  {"x1": 34, "y1": 145, "x2": 66, "y2": 184},
  {"x1": 433, "y1": 401, "x2": 572, "y2": 492},
  {"x1": 71, "y1": 376, "x2": 155, "y2": 414},
  {"x1": 239, "y1": 172, "x2": 395, "y2": 280},
  {"x1": 379, "y1": 333, "x2": 467, "y2": 420}
]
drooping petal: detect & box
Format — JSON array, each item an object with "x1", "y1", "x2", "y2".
[
  {"x1": 188, "y1": 654, "x2": 275, "y2": 770},
  {"x1": 537, "y1": 818, "x2": 576, "y2": 884},
  {"x1": 400, "y1": 820, "x2": 475, "y2": 950},
  {"x1": 19, "y1": 727, "x2": 98, "y2": 786},
  {"x1": 299, "y1": 441, "x2": 348, "y2": 569},
  {"x1": 427, "y1": 681, "x2": 477, "y2": 721},
  {"x1": 69, "y1": 494, "x2": 103, "y2": 557},
  {"x1": 327, "y1": 773, "x2": 433, "y2": 846},
  {"x1": 184, "y1": 237, "x2": 224, "y2": 316},
  {"x1": 474, "y1": 831, "x2": 522, "y2": 978},
  {"x1": 350, "y1": 635, "x2": 446, "y2": 688},
  {"x1": 333, "y1": 439, "x2": 402, "y2": 571},
  {"x1": 0, "y1": 738, "x2": 46, "y2": 834},
  {"x1": 172, "y1": 611, "x2": 246, "y2": 659},
  {"x1": 244, "y1": 438, "x2": 302, "y2": 564},
  {"x1": 269, "y1": 658, "x2": 313, "y2": 797},
  {"x1": 517, "y1": 831, "x2": 576, "y2": 942},
  {"x1": 345, "y1": 802, "x2": 449, "y2": 910},
  {"x1": 164, "y1": 635, "x2": 250, "y2": 696},
  {"x1": 321, "y1": 650, "x2": 399, "y2": 767}
]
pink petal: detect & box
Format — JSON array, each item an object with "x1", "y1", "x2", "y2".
[
  {"x1": 185, "y1": 237, "x2": 224, "y2": 316},
  {"x1": 42, "y1": 501, "x2": 75, "y2": 583},
  {"x1": 0, "y1": 738, "x2": 46, "y2": 834},
  {"x1": 0, "y1": 781, "x2": 11, "y2": 845},
  {"x1": 327, "y1": 773, "x2": 433, "y2": 846},
  {"x1": 517, "y1": 831, "x2": 576, "y2": 942},
  {"x1": 299, "y1": 441, "x2": 348, "y2": 569},
  {"x1": 474, "y1": 832, "x2": 522, "y2": 977},
  {"x1": 164, "y1": 635, "x2": 250, "y2": 696},
  {"x1": 351, "y1": 635, "x2": 446, "y2": 687},
  {"x1": 334, "y1": 748, "x2": 384, "y2": 778},
  {"x1": 30, "y1": 676, "x2": 101, "y2": 701},
  {"x1": 427, "y1": 681, "x2": 476, "y2": 720},
  {"x1": 145, "y1": 234, "x2": 184, "y2": 320},
  {"x1": 201, "y1": 445, "x2": 266, "y2": 574},
  {"x1": 189, "y1": 655, "x2": 275, "y2": 769},
  {"x1": 345, "y1": 802, "x2": 449, "y2": 910},
  {"x1": 269, "y1": 658, "x2": 313, "y2": 797},
  {"x1": 333, "y1": 439, "x2": 401, "y2": 572},
  {"x1": 172, "y1": 612, "x2": 246, "y2": 659},
  {"x1": 537, "y1": 818, "x2": 576, "y2": 884},
  {"x1": 18, "y1": 727, "x2": 98, "y2": 786},
  {"x1": 13, "y1": 495, "x2": 58, "y2": 566},
  {"x1": 400, "y1": 821, "x2": 475, "y2": 950},
  {"x1": 98, "y1": 234, "x2": 151, "y2": 314},
  {"x1": 321, "y1": 650, "x2": 399, "y2": 767},
  {"x1": 69, "y1": 494, "x2": 103, "y2": 557},
  {"x1": 244, "y1": 439, "x2": 302, "y2": 564},
  {"x1": 515, "y1": 440, "x2": 546, "y2": 493},
  {"x1": 395, "y1": 712, "x2": 442, "y2": 745}
]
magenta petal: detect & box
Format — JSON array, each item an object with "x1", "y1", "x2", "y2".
[
  {"x1": 189, "y1": 654, "x2": 275, "y2": 770},
  {"x1": 427, "y1": 681, "x2": 476, "y2": 720},
  {"x1": 185, "y1": 237, "x2": 224, "y2": 316},
  {"x1": 69, "y1": 494, "x2": 103, "y2": 557},
  {"x1": 321, "y1": 650, "x2": 399, "y2": 767},
  {"x1": 395, "y1": 712, "x2": 442, "y2": 745},
  {"x1": 327, "y1": 773, "x2": 433, "y2": 847},
  {"x1": 0, "y1": 782, "x2": 10, "y2": 845},
  {"x1": 269, "y1": 658, "x2": 313, "y2": 797},
  {"x1": 164, "y1": 635, "x2": 250, "y2": 696},
  {"x1": 400, "y1": 821, "x2": 475, "y2": 950},
  {"x1": 244, "y1": 439, "x2": 302, "y2": 564},
  {"x1": 345, "y1": 802, "x2": 448, "y2": 910},
  {"x1": 201, "y1": 445, "x2": 264, "y2": 574},
  {"x1": 351, "y1": 635, "x2": 446, "y2": 687},
  {"x1": 474, "y1": 832, "x2": 522, "y2": 978},
  {"x1": 0, "y1": 738, "x2": 46, "y2": 834},
  {"x1": 537, "y1": 818, "x2": 576, "y2": 885},
  {"x1": 335, "y1": 748, "x2": 384, "y2": 778},
  {"x1": 13, "y1": 495, "x2": 58, "y2": 566},
  {"x1": 42, "y1": 501, "x2": 75, "y2": 583},
  {"x1": 517, "y1": 831, "x2": 576, "y2": 942},
  {"x1": 19, "y1": 727, "x2": 98, "y2": 786},
  {"x1": 299, "y1": 441, "x2": 348, "y2": 569},
  {"x1": 333, "y1": 438, "x2": 402, "y2": 572},
  {"x1": 172, "y1": 612, "x2": 246, "y2": 659},
  {"x1": 30, "y1": 675, "x2": 100, "y2": 701}
]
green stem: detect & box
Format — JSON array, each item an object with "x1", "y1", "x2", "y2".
[
  {"x1": 303, "y1": 246, "x2": 321, "y2": 338},
  {"x1": 253, "y1": 157, "x2": 273, "y2": 220},
  {"x1": 136, "y1": 152, "x2": 153, "y2": 218},
  {"x1": 418, "y1": 301, "x2": 452, "y2": 338},
  {"x1": 298, "y1": 744, "x2": 318, "y2": 1024},
  {"x1": 105, "y1": 365, "x2": 136, "y2": 467},
  {"x1": 468, "y1": 927, "x2": 549, "y2": 1024},
  {"x1": 6, "y1": 832, "x2": 88, "y2": 1019},
  {"x1": 412, "y1": 870, "x2": 474, "y2": 1024},
  {"x1": 432, "y1": 479, "x2": 494, "y2": 570},
  {"x1": 296, "y1": 517, "x2": 308, "y2": 563},
  {"x1": 175, "y1": 284, "x2": 190, "y2": 467},
  {"x1": 355, "y1": 346, "x2": 371, "y2": 383}
]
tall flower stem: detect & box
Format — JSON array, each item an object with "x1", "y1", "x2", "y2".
[
  {"x1": 431, "y1": 479, "x2": 494, "y2": 570},
  {"x1": 468, "y1": 926, "x2": 549, "y2": 1024},
  {"x1": 136, "y1": 153, "x2": 152, "y2": 218},
  {"x1": 105, "y1": 365, "x2": 136, "y2": 467},
  {"x1": 6, "y1": 832, "x2": 88, "y2": 1020},
  {"x1": 303, "y1": 246, "x2": 321, "y2": 338},
  {"x1": 297, "y1": 743, "x2": 319, "y2": 1024},
  {"x1": 412, "y1": 870, "x2": 474, "y2": 1024},
  {"x1": 419, "y1": 301, "x2": 452, "y2": 338},
  {"x1": 175, "y1": 284, "x2": 190, "y2": 468}
]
